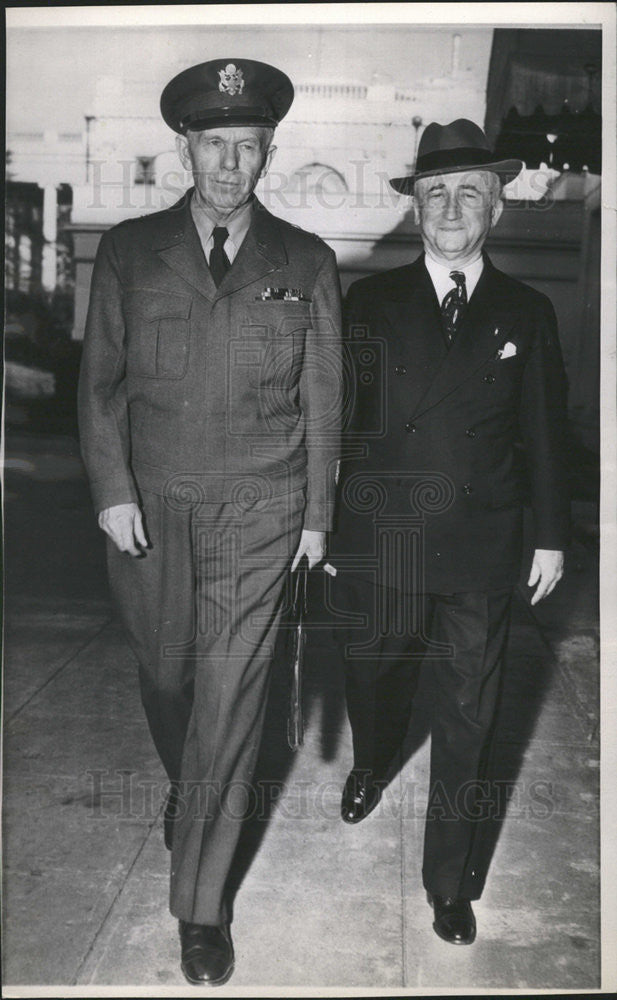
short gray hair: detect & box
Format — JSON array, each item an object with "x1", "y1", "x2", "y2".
[{"x1": 258, "y1": 126, "x2": 276, "y2": 152}]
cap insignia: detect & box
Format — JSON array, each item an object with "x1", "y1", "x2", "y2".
[{"x1": 218, "y1": 63, "x2": 245, "y2": 96}]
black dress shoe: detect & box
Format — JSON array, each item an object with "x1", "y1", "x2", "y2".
[
  {"x1": 179, "y1": 921, "x2": 234, "y2": 986},
  {"x1": 164, "y1": 784, "x2": 179, "y2": 851},
  {"x1": 428, "y1": 893, "x2": 476, "y2": 945},
  {"x1": 341, "y1": 770, "x2": 383, "y2": 824}
]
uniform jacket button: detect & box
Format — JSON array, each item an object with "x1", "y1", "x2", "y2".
[
  {"x1": 462, "y1": 483, "x2": 473, "y2": 495},
  {"x1": 405, "y1": 422, "x2": 417, "y2": 433},
  {"x1": 395, "y1": 365, "x2": 407, "y2": 375},
  {"x1": 465, "y1": 428, "x2": 476, "y2": 438},
  {"x1": 483, "y1": 373, "x2": 496, "y2": 383}
]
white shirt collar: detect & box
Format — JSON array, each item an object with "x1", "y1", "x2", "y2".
[
  {"x1": 424, "y1": 252, "x2": 484, "y2": 305},
  {"x1": 190, "y1": 194, "x2": 253, "y2": 264}
]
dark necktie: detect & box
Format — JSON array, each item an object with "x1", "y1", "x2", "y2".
[
  {"x1": 209, "y1": 226, "x2": 230, "y2": 286},
  {"x1": 441, "y1": 270, "x2": 467, "y2": 345}
]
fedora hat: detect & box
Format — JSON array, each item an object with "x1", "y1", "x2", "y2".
[
  {"x1": 389, "y1": 119, "x2": 523, "y2": 195},
  {"x1": 161, "y1": 58, "x2": 294, "y2": 133}
]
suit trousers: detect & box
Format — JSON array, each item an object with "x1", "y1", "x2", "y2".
[
  {"x1": 107, "y1": 486, "x2": 305, "y2": 925},
  {"x1": 341, "y1": 580, "x2": 512, "y2": 900}
]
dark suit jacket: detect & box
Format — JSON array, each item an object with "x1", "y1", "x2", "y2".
[
  {"x1": 333, "y1": 252, "x2": 569, "y2": 593},
  {"x1": 78, "y1": 193, "x2": 342, "y2": 531}
]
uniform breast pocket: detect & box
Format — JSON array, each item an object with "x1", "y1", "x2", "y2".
[
  {"x1": 241, "y1": 302, "x2": 312, "y2": 390},
  {"x1": 123, "y1": 289, "x2": 192, "y2": 379}
]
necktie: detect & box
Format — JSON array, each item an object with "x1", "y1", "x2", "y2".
[
  {"x1": 441, "y1": 270, "x2": 467, "y2": 345},
  {"x1": 209, "y1": 226, "x2": 230, "y2": 286}
]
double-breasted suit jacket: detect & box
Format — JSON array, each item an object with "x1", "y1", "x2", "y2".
[
  {"x1": 333, "y1": 251, "x2": 569, "y2": 901},
  {"x1": 78, "y1": 192, "x2": 342, "y2": 528},
  {"x1": 334, "y1": 251, "x2": 569, "y2": 596},
  {"x1": 78, "y1": 192, "x2": 342, "y2": 926}
]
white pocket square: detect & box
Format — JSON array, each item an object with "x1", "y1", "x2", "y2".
[{"x1": 498, "y1": 341, "x2": 517, "y2": 359}]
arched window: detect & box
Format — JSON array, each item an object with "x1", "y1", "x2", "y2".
[
  {"x1": 287, "y1": 163, "x2": 348, "y2": 194},
  {"x1": 135, "y1": 156, "x2": 156, "y2": 185}
]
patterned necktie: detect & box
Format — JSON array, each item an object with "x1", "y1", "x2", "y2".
[
  {"x1": 209, "y1": 226, "x2": 230, "y2": 286},
  {"x1": 441, "y1": 270, "x2": 467, "y2": 345}
]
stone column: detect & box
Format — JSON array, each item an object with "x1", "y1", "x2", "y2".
[{"x1": 41, "y1": 184, "x2": 57, "y2": 291}]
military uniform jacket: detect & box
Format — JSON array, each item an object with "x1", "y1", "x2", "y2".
[
  {"x1": 333, "y1": 252, "x2": 570, "y2": 593},
  {"x1": 78, "y1": 194, "x2": 342, "y2": 531}
]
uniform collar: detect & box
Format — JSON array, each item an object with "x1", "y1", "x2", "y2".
[
  {"x1": 153, "y1": 191, "x2": 287, "y2": 301},
  {"x1": 190, "y1": 194, "x2": 254, "y2": 256}
]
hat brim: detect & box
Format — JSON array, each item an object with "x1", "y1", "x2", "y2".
[
  {"x1": 389, "y1": 159, "x2": 524, "y2": 195},
  {"x1": 181, "y1": 109, "x2": 280, "y2": 131}
]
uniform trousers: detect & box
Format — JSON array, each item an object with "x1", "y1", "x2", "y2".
[
  {"x1": 107, "y1": 485, "x2": 305, "y2": 925},
  {"x1": 341, "y1": 579, "x2": 512, "y2": 900}
]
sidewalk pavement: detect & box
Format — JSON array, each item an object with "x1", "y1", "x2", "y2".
[{"x1": 2, "y1": 432, "x2": 600, "y2": 991}]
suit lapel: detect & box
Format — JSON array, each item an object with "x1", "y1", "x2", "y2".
[
  {"x1": 411, "y1": 255, "x2": 520, "y2": 418},
  {"x1": 381, "y1": 257, "x2": 449, "y2": 418}
]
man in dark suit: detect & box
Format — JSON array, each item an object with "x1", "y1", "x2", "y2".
[
  {"x1": 78, "y1": 59, "x2": 341, "y2": 984},
  {"x1": 334, "y1": 119, "x2": 568, "y2": 946}
]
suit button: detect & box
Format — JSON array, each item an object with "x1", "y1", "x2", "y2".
[
  {"x1": 462, "y1": 483, "x2": 473, "y2": 495},
  {"x1": 405, "y1": 422, "x2": 417, "y2": 433},
  {"x1": 483, "y1": 374, "x2": 496, "y2": 383},
  {"x1": 465, "y1": 428, "x2": 476, "y2": 438},
  {"x1": 395, "y1": 365, "x2": 407, "y2": 375}
]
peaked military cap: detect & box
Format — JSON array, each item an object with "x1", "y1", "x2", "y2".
[
  {"x1": 160, "y1": 58, "x2": 294, "y2": 133},
  {"x1": 390, "y1": 119, "x2": 523, "y2": 195}
]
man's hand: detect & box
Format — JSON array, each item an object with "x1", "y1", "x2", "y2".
[
  {"x1": 527, "y1": 548, "x2": 564, "y2": 605},
  {"x1": 291, "y1": 529, "x2": 326, "y2": 571},
  {"x1": 98, "y1": 502, "x2": 148, "y2": 556}
]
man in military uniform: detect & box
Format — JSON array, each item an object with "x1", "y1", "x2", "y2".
[
  {"x1": 334, "y1": 119, "x2": 568, "y2": 946},
  {"x1": 78, "y1": 59, "x2": 341, "y2": 985}
]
